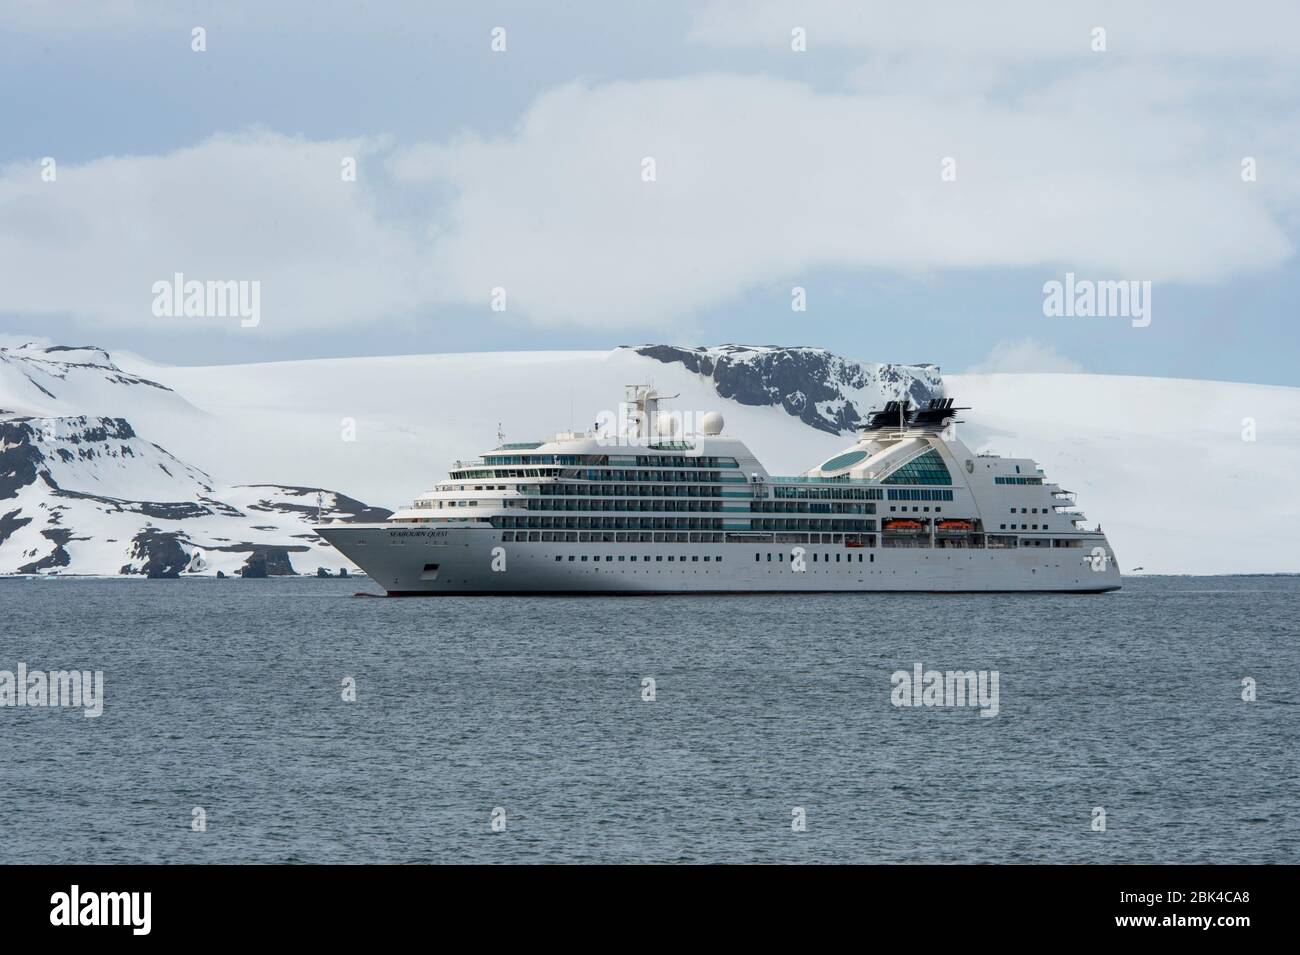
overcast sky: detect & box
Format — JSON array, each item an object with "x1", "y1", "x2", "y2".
[{"x1": 2, "y1": 0, "x2": 1298, "y2": 384}]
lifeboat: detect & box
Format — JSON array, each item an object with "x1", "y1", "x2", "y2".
[
  {"x1": 937, "y1": 519, "x2": 973, "y2": 532},
  {"x1": 883, "y1": 519, "x2": 925, "y2": 532}
]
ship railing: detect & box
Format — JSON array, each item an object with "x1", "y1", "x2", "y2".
[{"x1": 769, "y1": 475, "x2": 878, "y2": 485}]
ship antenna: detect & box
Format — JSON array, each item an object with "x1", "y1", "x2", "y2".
[{"x1": 497, "y1": 422, "x2": 505, "y2": 446}]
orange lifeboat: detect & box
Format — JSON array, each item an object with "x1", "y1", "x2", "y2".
[
  {"x1": 937, "y1": 519, "x2": 973, "y2": 531},
  {"x1": 883, "y1": 519, "x2": 925, "y2": 532}
]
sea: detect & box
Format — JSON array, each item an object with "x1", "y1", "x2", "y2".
[{"x1": 1, "y1": 575, "x2": 1296, "y2": 864}]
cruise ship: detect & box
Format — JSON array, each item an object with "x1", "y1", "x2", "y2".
[{"x1": 314, "y1": 386, "x2": 1121, "y2": 594}]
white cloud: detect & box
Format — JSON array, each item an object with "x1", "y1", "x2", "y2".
[
  {"x1": 0, "y1": 132, "x2": 426, "y2": 334},
  {"x1": 388, "y1": 70, "x2": 1294, "y2": 325},
  {"x1": 1, "y1": 59, "x2": 1297, "y2": 332},
  {"x1": 965, "y1": 339, "x2": 1086, "y2": 374}
]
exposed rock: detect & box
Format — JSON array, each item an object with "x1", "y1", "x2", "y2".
[
  {"x1": 17, "y1": 528, "x2": 76, "y2": 574},
  {"x1": 121, "y1": 528, "x2": 189, "y2": 578},
  {"x1": 0, "y1": 381, "x2": 378, "y2": 576},
  {"x1": 632, "y1": 344, "x2": 943, "y2": 435},
  {"x1": 234, "y1": 546, "x2": 299, "y2": 578},
  {"x1": 237, "y1": 485, "x2": 393, "y2": 523},
  {"x1": 240, "y1": 556, "x2": 268, "y2": 579}
]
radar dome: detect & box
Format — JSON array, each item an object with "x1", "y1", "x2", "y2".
[
  {"x1": 700, "y1": 412, "x2": 724, "y2": 435},
  {"x1": 656, "y1": 414, "x2": 680, "y2": 437}
]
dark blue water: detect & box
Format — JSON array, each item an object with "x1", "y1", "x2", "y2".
[{"x1": 1, "y1": 576, "x2": 1296, "y2": 863}]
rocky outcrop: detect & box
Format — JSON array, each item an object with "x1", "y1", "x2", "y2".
[
  {"x1": 632, "y1": 344, "x2": 943, "y2": 435},
  {"x1": 0, "y1": 409, "x2": 379, "y2": 577}
]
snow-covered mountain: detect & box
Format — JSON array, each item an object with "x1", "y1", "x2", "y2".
[
  {"x1": 0, "y1": 344, "x2": 388, "y2": 577},
  {"x1": 4, "y1": 340, "x2": 1299, "y2": 576}
]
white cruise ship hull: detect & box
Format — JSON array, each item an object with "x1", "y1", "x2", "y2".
[{"x1": 315, "y1": 523, "x2": 1122, "y2": 595}]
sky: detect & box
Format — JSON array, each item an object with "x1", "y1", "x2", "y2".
[{"x1": 2, "y1": 0, "x2": 1298, "y2": 384}]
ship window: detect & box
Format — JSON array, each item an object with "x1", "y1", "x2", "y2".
[
  {"x1": 581, "y1": 556, "x2": 588, "y2": 562},
  {"x1": 605, "y1": 556, "x2": 613, "y2": 562},
  {"x1": 692, "y1": 556, "x2": 699, "y2": 562},
  {"x1": 882, "y1": 448, "x2": 951, "y2": 485},
  {"x1": 1021, "y1": 508, "x2": 1027, "y2": 513},
  {"x1": 568, "y1": 556, "x2": 575, "y2": 561},
  {"x1": 1000, "y1": 524, "x2": 1006, "y2": 530},
  {"x1": 820, "y1": 449, "x2": 868, "y2": 473},
  {"x1": 755, "y1": 553, "x2": 760, "y2": 561},
  {"x1": 631, "y1": 555, "x2": 637, "y2": 561},
  {"x1": 668, "y1": 556, "x2": 674, "y2": 561},
  {"x1": 555, "y1": 556, "x2": 561, "y2": 561},
  {"x1": 703, "y1": 556, "x2": 710, "y2": 561},
  {"x1": 656, "y1": 556, "x2": 662, "y2": 561}
]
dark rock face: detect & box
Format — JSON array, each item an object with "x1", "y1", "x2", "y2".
[
  {"x1": 234, "y1": 546, "x2": 299, "y2": 578},
  {"x1": 632, "y1": 344, "x2": 943, "y2": 435},
  {"x1": 17, "y1": 528, "x2": 76, "y2": 573},
  {"x1": 51, "y1": 487, "x2": 215, "y2": 521},
  {"x1": 237, "y1": 485, "x2": 393, "y2": 523},
  {"x1": 240, "y1": 556, "x2": 268, "y2": 578},
  {"x1": 0, "y1": 508, "x2": 32, "y2": 547},
  {"x1": 0, "y1": 420, "x2": 44, "y2": 499},
  {"x1": 121, "y1": 528, "x2": 189, "y2": 578}
]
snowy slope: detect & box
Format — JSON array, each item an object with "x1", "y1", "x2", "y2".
[
  {"x1": 0, "y1": 345, "x2": 390, "y2": 576},
  {"x1": 0, "y1": 414, "x2": 384, "y2": 577},
  {"x1": 0, "y1": 343, "x2": 201, "y2": 422}
]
